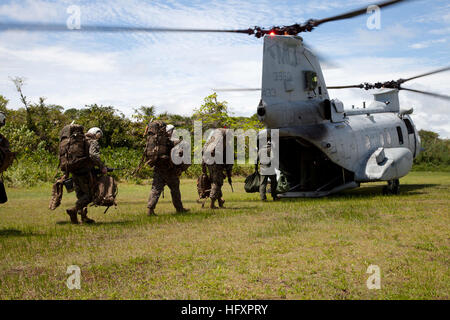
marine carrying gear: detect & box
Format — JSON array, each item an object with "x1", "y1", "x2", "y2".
[
  {"x1": 58, "y1": 124, "x2": 92, "y2": 173},
  {"x1": 197, "y1": 164, "x2": 211, "y2": 200},
  {"x1": 49, "y1": 176, "x2": 65, "y2": 210},
  {"x1": 143, "y1": 120, "x2": 172, "y2": 167},
  {"x1": 92, "y1": 175, "x2": 118, "y2": 213},
  {"x1": 244, "y1": 166, "x2": 261, "y2": 193}
]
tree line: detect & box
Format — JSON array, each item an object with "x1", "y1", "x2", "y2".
[{"x1": 0, "y1": 87, "x2": 448, "y2": 187}]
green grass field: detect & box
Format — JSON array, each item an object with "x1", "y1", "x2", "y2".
[{"x1": 0, "y1": 171, "x2": 449, "y2": 299}]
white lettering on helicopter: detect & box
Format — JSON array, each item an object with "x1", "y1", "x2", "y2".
[
  {"x1": 262, "y1": 88, "x2": 276, "y2": 97},
  {"x1": 266, "y1": 43, "x2": 301, "y2": 66},
  {"x1": 273, "y1": 71, "x2": 292, "y2": 81}
]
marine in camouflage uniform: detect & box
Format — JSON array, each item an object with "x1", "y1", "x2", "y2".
[
  {"x1": 66, "y1": 128, "x2": 107, "y2": 224},
  {"x1": 207, "y1": 163, "x2": 232, "y2": 209},
  {"x1": 258, "y1": 141, "x2": 278, "y2": 201},
  {"x1": 203, "y1": 128, "x2": 233, "y2": 209},
  {"x1": 146, "y1": 125, "x2": 189, "y2": 216}
]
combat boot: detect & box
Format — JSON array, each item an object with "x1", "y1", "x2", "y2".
[
  {"x1": 218, "y1": 199, "x2": 225, "y2": 208},
  {"x1": 210, "y1": 199, "x2": 217, "y2": 209},
  {"x1": 66, "y1": 207, "x2": 79, "y2": 225},
  {"x1": 80, "y1": 208, "x2": 95, "y2": 224},
  {"x1": 147, "y1": 208, "x2": 157, "y2": 216},
  {"x1": 176, "y1": 208, "x2": 190, "y2": 213}
]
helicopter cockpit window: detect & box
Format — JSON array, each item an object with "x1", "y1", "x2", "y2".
[
  {"x1": 396, "y1": 126, "x2": 404, "y2": 145},
  {"x1": 304, "y1": 71, "x2": 318, "y2": 91}
]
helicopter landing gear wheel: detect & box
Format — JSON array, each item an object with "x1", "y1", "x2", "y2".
[{"x1": 382, "y1": 179, "x2": 400, "y2": 195}]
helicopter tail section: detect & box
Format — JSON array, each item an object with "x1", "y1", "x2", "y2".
[{"x1": 258, "y1": 35, "x2": 330, "y2": 128}]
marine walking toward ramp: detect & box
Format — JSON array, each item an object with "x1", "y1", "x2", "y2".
[
  {"x1": 202, "y1": 128, "x2": 233, "y2": 209},
  {"x1": 51, "y1": 125, "x2": 112, "y2": 224},
  {"x1": 139, "y1": 121, "x2": 189, "y2": 216}
]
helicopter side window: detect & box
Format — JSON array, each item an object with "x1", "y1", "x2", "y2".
[
  {"x1": 403, "y1": 118, "x2": 414, "y2": 134},
  {"x1": 384, "y1": 129, "x2": 391, "y2": 146},
  {"x1": 365, "y1": 135, "x2": 371, "y2": 149},
  {"x1": 304, "y1": 71, "x2": 318, "y2": 91},
  {"x1": 396, "y1": 126, "x2": 404, "y2": 145}
]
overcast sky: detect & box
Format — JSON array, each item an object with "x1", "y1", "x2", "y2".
[{"x1": 0, "y1": 0, "x2": 449, "y2": 137}]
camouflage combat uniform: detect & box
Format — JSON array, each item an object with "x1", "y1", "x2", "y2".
[
  {"x1": 258, "y1": 142, "x2": 278, "y2": 201},
  {"x1": 203, "y1": 128, "x2": 233, "y2": 208},
  {"x1": 207, "y1": 164, "x2": 232, "y2": 202},
  {"x1": 147, "y1": 158, "x2": 185, "y2": 214},
  {"x1": 67, "y1": 135, "x2": 105, "y2": 223}
]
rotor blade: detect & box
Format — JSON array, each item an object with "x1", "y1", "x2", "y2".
[
  {"x1": 399, "y1": 66, "x2": 450, "y2": 83},
  {"x1": 312, "y1": 0, "x2": 408, "y2": 27},
  {"x1": 0, "y1": 22, "x2": 252, "y2": 34},
  {"x1": 400, "y1": 87, "x2": 450, "y2": 101},
  {"x1": 327, "y1": 85, "x2": 364, "y2": 89},
  {"x1": 213, "y1": 88, "x2": 261, "y2": 92}
]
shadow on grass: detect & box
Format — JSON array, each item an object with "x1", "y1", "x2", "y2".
[
  {"x1": 0, "y1": 229, "x2": 41, "y2": 237},
  {"x1": 55, "y1": 220, "x2": 135, "y2": 226},
  {"x1": 273, "y1": 184, "x2": 439, "y2": 203},
  {"x1": 340, "y1": 184, "x2": 438, "y2": 197}
]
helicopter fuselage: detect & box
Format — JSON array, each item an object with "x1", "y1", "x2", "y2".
[{"x1": 258, "y1": 35, "x2": 421, "y2": 197}]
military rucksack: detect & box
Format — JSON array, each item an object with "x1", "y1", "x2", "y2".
[
  {"x1": 143, "y1": 120, "x2": 172, "y2": 167},
  {"x1": 202, "y1": 128, "x2": 229, "y2": 165},
  {"x1": 92, "y1": 175, "x2": 118, "y2": 213},
  {"x1": 0, "y1": 134, "x2": 15, "y2": 174},
  {"x1": 58, "y1": 124, "x2": 91, "y2": 173},
  {"x1": 171, "y1": 140, "x2": 191, "y2": 176},
  {"x1": 197, "y1": 174, "x2": 211, "y2": 200}
]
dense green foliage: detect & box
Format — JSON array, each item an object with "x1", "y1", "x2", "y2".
[
  {"x1": 0, "y1": 92, "x2": 448, "y2": 186},
  {"x1": 0, "y1": 93, "x2": 257, "y2": 186},
  {"x1": 413, "y1": 130, "x2": 450, "y2": 171}
]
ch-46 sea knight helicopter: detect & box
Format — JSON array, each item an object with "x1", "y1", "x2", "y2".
[{"x1": 1, "y1": 0, "x2": 449, "y2": 197}]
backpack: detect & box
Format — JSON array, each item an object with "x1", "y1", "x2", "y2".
[
  {"x1": 92, "y1": 175, "x2": 118, "y2": 212},
  {"x1": 244, "y1": 168, "x2": 261, "y2": 193},
  {"x1": 143, "y1": 120, "x2": 172, "y2": 167},
  {"x1": 0, "y1": 134, "x2": 15, "y2": 174},
  {"x1": 197, "y1": 164, "x2": 211, "y2": 199},
  {"x1": 58, "y1": 124, "x2": 91, "y2": 173},
  {"x1": 202, "y1": 128, "x2": 229, "y2": 165},
  {"x1": 171, "y1": 140, "x2": 191, "y2": 176},
  {"x1": 276, "y1": 172, "x2": 290, "y2": 194}
]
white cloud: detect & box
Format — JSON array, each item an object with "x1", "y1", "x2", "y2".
[{"x1": 410, "y1": 38, "x2": 447, "y2": 49}]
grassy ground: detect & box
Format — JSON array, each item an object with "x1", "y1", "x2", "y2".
[{"x1": 0, "y1": 171, "x2": 448, "y2": 300}]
